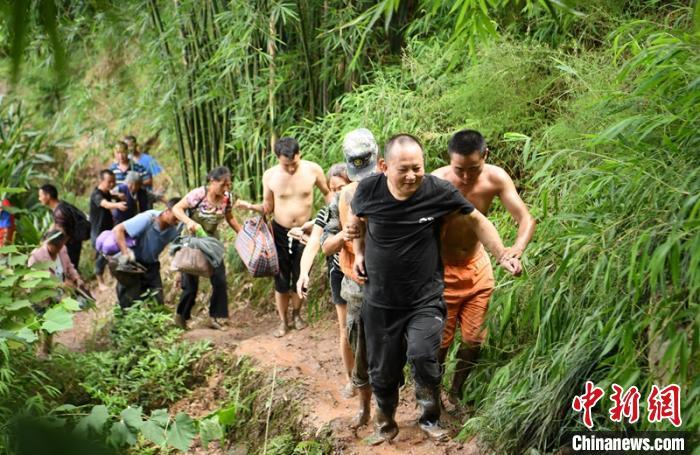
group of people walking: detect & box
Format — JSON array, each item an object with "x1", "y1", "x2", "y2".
[{"x1": 26, "y1": 127, "x2": 535, "y2": 442}]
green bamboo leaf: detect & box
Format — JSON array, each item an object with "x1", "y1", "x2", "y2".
[{"x1": 166, "y1": 412, "x2": 196, "y2": 452}]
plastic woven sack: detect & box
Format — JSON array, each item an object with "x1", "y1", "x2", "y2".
[{"x1": 235, "y1": 216, "x2": 279, "y2": 277}]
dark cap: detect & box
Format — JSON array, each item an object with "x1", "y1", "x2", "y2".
[{"x1": 343, "y1": 128, "x2": 378, "y2": 182}]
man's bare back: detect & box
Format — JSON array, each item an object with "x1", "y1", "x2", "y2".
[
  {"x1": 263, "y1": 160, "x2": 326, "y2": 228},
  {"x1": 433, "y1": 163, "x2": 524, "y2": 263}
]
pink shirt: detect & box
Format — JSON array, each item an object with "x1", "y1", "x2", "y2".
[{"x1": 28, "y1": 244, "x2": 81, "y2": 283}]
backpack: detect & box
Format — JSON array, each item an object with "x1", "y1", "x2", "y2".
[
  {"x1": 60, "y1": 202, "x2": 91, "y2": 242},
  {"x1": 235, "y1": 216, "x2": 279, "y2": 277}
]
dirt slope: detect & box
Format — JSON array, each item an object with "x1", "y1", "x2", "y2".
[{"x1": 56, "y1": 281, "x2": 484, "y2": 454}]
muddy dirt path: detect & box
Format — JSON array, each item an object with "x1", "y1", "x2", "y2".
[{"x1": 56, "y1": 279, "x2": 481, "y2": 454}]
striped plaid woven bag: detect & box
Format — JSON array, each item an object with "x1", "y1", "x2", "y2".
[{"x1": 235, "y1": 216, "x2": 279, "y2": 277}]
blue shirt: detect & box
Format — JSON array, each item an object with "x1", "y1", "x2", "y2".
[
  {"x1": 122, "y1": 210, "x2": 179, "y2": 264},
  {"x1": 132, "y1": 153, "x2": 162, "y2": 178},
  {"x1": 109, "y1": 160, "x2": 151, "y2": 186}
]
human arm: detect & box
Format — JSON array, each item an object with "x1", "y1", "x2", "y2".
[
  {"x1": 313, "y1": 163, "x2": 332, "y2": 203},
  {"x1": 59, "y1": 247, "x2": 84, "y2": 286},
  {"x1": 349, "y1": 213, "x2": 367, "y2": 283},
  {"x1": 321, "y1": 230, "x2": 345, "y2": 256},
  {"x1": 225, "y1": 209, "x2": 241, "y2": 234},
  {"x1": 498, "y1": 172, "x2": 536, "y2": 259},
  {"x1": 171, "y1": 193, "x2": 202, "y2": 234},
  {"x1": 99, "y1": 197, "x2": 127, "y2": 212},
  {"x1": 460, "y1": 209, "x2": 522, "y2": 275},
  {"x1": 296, "y1": 224, "x2": 324, "y2": 298},
  {"x1": 112, "y1": 223, "x2": 134, "y2": 260},
  {"x1": 235, "y1": 171, "x2": 274, "y2": 215}
]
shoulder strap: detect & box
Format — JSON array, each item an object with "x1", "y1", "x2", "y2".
[{"x1": 192, "y1": 186, "x2": 207, "y2": 212}]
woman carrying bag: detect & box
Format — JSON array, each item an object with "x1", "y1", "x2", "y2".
[{"x1": 172, "y1": 167, "x2": 241, "y2": 330}]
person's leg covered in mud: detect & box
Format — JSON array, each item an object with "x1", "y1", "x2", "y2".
[
  {"x1": 361, "y1": 303, "x2": 406, "y2": 443},
  {"x1": 176, "y1": 272, "x2": 199, "y2": 329},
  {"x1": 406, "y1": 300, "x2": 450, "y2": 440},
  {"x1": 343, "y1": 277, "x2": 370, "y2": 428}
]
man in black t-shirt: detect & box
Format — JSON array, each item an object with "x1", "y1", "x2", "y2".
[
  {"x1": 38, "y1": 184, "x2": 83, "y2": 270},
  {"x1": 350, "y1": 134, "x2": 520, "y2": 443},
  {"x1": 89, "y1": 169, "x2": 127, "y2": 289}
]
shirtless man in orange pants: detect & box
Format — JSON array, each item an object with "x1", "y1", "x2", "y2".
[{"x1": 433, "y1": 129, "x2": 536, "y2": 405}]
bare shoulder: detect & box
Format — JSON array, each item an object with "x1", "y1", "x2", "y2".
[
  {"x1": 301, "y1": 159, "x2": 323, "y2": 173},
  {"x1": 262, "y1": 166, "x2": 279, "y2": 184},
  {"x1": 485, "y1": 164, "x2": 514, "y2": 187},
  {"x1": 431, "y1": 166, "x2": 450, "y2": 179},
  {"x1": 341, "y1": 182, "x2": 359, "y2": 203}
]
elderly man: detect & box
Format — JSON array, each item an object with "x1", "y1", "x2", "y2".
[
  {"x1": 112, "y1": 172, "x2": 160, "y2": 225},
  {"x1": 350, "y1": 134, "x2": 520, "y2": 443}
]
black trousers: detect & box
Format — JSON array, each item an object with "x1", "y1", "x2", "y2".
[
  {"x1": 176, "y1": 262, "x2": 228, "y2": 320},
  {"x1": 115, "y1": 262, "x2": 163, "y2": 309},
  {"x1": 362, "y1": 299, "x2": 446, "y2": 414},
  {"x1": 65, "y1": 239, "x2": 82, "y2": 271}
]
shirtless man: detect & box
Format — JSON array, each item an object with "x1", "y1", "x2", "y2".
[
  {"x1": 433, "y1": 129, "x2": 536, "y2": 404},
  {"x1": 236, "y1": 137, "x2": 330, "y2": 337}
]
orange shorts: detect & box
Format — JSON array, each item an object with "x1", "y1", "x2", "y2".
[{"x1": 441, "y1": 247, "x2": 494, "y2": 348}]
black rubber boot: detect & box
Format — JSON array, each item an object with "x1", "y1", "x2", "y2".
[
  {"x1": 438, "y1": 346, "x2": 448, "y2": 365},
  {"x1": 416, "y1": 384, "x2": 449, "y2": 441},
  {"x1": 450, "y1": 345, "x2": 481, "y2": 399},
  {"x1": 350, "y1": 385, "x2": 372, "y2": 429},
  {"x1": 366, "y1": 406, "x2": 398, "y2": 445}
]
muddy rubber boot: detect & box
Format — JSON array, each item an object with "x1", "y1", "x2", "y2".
[
  {"x1": 450, "y1": 345, "x2": 481, "y2": 400},
  {"x1": 366, "y1": 406, "x2": 398, "y2": 445},
  {"x1": 292, "y1": 309, "x2": 307, "y2": 330},
  {"x1": 416, "y1": 385, "x2": 449, "y2": 442},
  {"x1": 174, "y1": 314, "x2": 188, "y2": 330},
  {"x1": 350, "y1": 385, "x2": 372, "y2": 429},
  {"x1": 207, "y1": 316, "x2": 224, "y2": 330},
  {"x1": 274, "y1": 320, "x2": 288, "y2": 338}
]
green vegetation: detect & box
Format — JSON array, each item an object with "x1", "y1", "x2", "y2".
[{"x1": 0, "y1": 0, "x2": 698, "y2": 454}]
